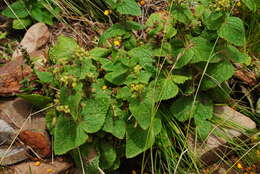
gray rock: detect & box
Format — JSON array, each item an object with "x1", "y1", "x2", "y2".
[
  {"x1": 12, "y1": 23, "x2": 50, "y2": 59},
  {"x1": 0, "y1": 119, "x2": 15, "y2": 145},
  {"x1": 0, "y1": 98, "x2": 46, "y2": 131},
  {"x1": 0, "y1": 146, "x2": 28, "y2": 166},
  {"x1": 11, "y1": 160, "x2": 72, "y2": 174},
  {"x1": 189, "y1": 105, "x2": 256, "y2": 165}
]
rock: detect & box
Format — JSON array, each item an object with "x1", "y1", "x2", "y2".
[
  {"x1": 0, "y1": 119, "x2": 15, "y2": 145},
  {"x1": 189, "y1": 105, "x2": 256, "y2": 165},
  {"x1": 12, "y1": 23, "x2": 50, "y2": 59},
  {"x1": 0, "y1": 98, "x2": 46, "y2": 131},
  {"x1": 11, "y1": 160, "x2": 72, "y2": 174},
  {"x1": 29, "y1": 50, "x2": 48, "y2": 71},
  {"x1": 0, "y1": 146, "x2": 28, "y2": 166},
  {"x1": 0, "y1": 56, "x2": 32, "y2": 96},
  {"x1": 19, "y1": 129, "x2": 51, "y2": 158},
  {"x1": 214, "y1": 105, "x2": 256, "y2": 130},
  {"x1": 234, "y1": 69, "x2": 257, "y2": 86}
]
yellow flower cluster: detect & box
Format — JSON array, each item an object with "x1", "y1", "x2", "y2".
[
  {"x1": 74, "y1": 47, "x2": 89, "y2": 60},
  {"x1": 104, "y1": 10, "x2": 112, "y2": 16},
  {"x1": 131, "y1": 83, "x2": 144, "y2": 92},
  {"x1": 134, "y1": 65, "x2": 142, "y2": 73},
  {"x1": 60, "y1": 75, "x2": 77, "y2": 87},
  {"x1": 56, "y1": 105, "x2": 70, "y2": 113}
]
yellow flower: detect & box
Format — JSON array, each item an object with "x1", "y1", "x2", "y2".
[
  {"x1": 236, "y1": 162, "x2": 243, "y2": 169},
  {"x1": 102, "y1": 85, "x2": 108, "y2": 90},
  {"x1": 139, "y1": 0, "x2": 145, "y2": 6},
  {"x1": 104, "y1": 10, "x2": 110, "y2": 16},
  {"x1": 113, "y1": 40, "x2": 121, "y2": 47},
  {"x1": 34, "y1": 161, "x2": 41, "y2": 166},
  {"x1": 47, "y1": 168, "x2": 54, "y2": 173},
  {"x1": 237, "y1": 1, "x2": 241, "y2": 6},
  {"x1": 256, "y1": 150, "x2": 260, "y2": 156}
]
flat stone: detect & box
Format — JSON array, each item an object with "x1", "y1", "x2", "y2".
[
  {"x1": 0, "y1": 98, "x2": 46, "y2": 131},
  {"x1": 0, "y1": 56, "x2": 32, "y2": 96},
  {"x1": 214, "y1": 105, "x2": 256, "y2": 130},
  {"x1": 19, "y1": 129, "x2": 51, "y2": 158},
  {"x1": 0, "y1": 119, "x2": 15, "y2": 145},
  {"x1": 0, "y1": 146, "x2": 28, "y2": 166},
  {"x1": 11, "y1": 160, "x2": 72, "y2": 174},
  {"x1": 189, "y1": 105, "x2": 256, "y2": 165},
  {"x1": 12, "y1": 23, "x2": 50, "y2": 59}
]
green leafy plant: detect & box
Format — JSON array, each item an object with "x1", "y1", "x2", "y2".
[
  {"x1": 25, "y1": 0, "x2": 259, "y2": 173},
  {"x1": 1, "y1": 0, "x2": 60, "y2": 29}
]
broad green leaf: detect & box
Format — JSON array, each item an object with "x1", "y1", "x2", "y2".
[
  {"x1": 195, "y1": 95, "x2": 214, "y2": 120},
  {"x1": 128, "y1": 45, "x2": 155, "y2": 70},
  {"x1": 1, "y1": 1, "x2": 29, "y2": 18},
  {"x1": 105, "y1": 69, "x2": 129, "y2": 85},
  {"x1": 17, "y1": 94, "x2": 51, "y2": 107},
  {"x1": 201, "y1": 60, "x2": 234, "y2": 90},
  {"x1": 174, "y1": 48, "x2": 194, "y2": 69},
  {"x1": 145, "y1": 12, "x2": 175, "y2": 38},
  {"x1": 67, "y1": 92, "x2": 82, "y2": 120},
  {"x1": 12, "y1": 18, "x2": 32, "y2": 29},
  {"x1": 190, "y1": 37, "x2": 219, "y2": 63},
  {"x1": 169, "y1": 96, "x2": 194, "y2": 122},
  {"x1": 54, "y1": 116, "x2": 88, "y2": 155},
  {"x1": 129, "y1": 98, "x2": 154, "y2": 130},
  {"x1": 76, "y1": 59, "x2": 98, "y2": 79},
  {"x1": 195, "y1": 119, "x2": 213, "y2": 140},
  {"x1": 218, "y1": 17, "x2": 245, "y2": 46},
  {"x1": 116, "y1": 0, "x2": 141, "y2": 16},
  {"x1": 31, "y1": 7, "x2": 54, "y2": 25},
  {"x1": 104, "y1": 61, "x2": 129, "y2": 85},
  {"x1": 170, "y1": 95, "x2": 213, "y2": 122},
  {"x1": 126, "y1": 117, "x2": 161, "y2": 158},
  {"x1": 207, "y1": 83, "x2": 231, "y2": 102},
  {"x1": 89, "y1": 48, "x2": 111, "y2": 58},
  {"x1": 116, "y1": 86, "x2": 132, "y2": 100},
  {"x1": 171, "y1": 5, "x2": 193, "y2": 24},
  {"x1": 203, "y1": 11, "x2": 225, "y2": 30},
  {"x1": 172, "y1": 75, "x2": 191, "y2": 84},
  {"x1": 225, "y1": 45, "x2": 251, "y2": 65},
  {"x1": 99, "y1": 24, "x2": 128, "y2": 45},
  {"x1": 242, "y1": 0, "x2": 256, "y2": 12},
  {"x1": 148, "y1": 78, "x2": 179, "y2": 102},
  {"x1": 35, "y1": 70, "x2": 53, "y2": 83},
  {"x1": 49, "y1": 36, "x2": 78, "y2": 62},
  {"x1": 80, "y1": 97, "x2": 109, "y2": 133},
  {"x1": 164, "y1": 23, "x2": 177, "y2": 39},
  {"x1": 103, "y1": 106, "x2": 126, "y2": 139},
  {"x1": 125, "y1": 21, "x2": 144, "y2": 30},
  {"x1": 100, "y1": 142, "x2": 117, "y2": 169},
  {"x1": 153, "y1": 42, "x2": 172, "y2": 57}
]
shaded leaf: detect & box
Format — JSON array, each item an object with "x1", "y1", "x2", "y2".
[
  {"x1": 100, "y1": 142, "x2": 117, "y2": 169},
  {"x1": 126, "y1": 117, "x2": 161, "y2": 158},
  {"x1": 201, "y1": 60, "x2": 234, "y2": 90}
]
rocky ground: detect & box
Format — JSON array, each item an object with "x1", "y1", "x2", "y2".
[{"x1": 0, "y1": 23, "x2": 259, "y2": 174}]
